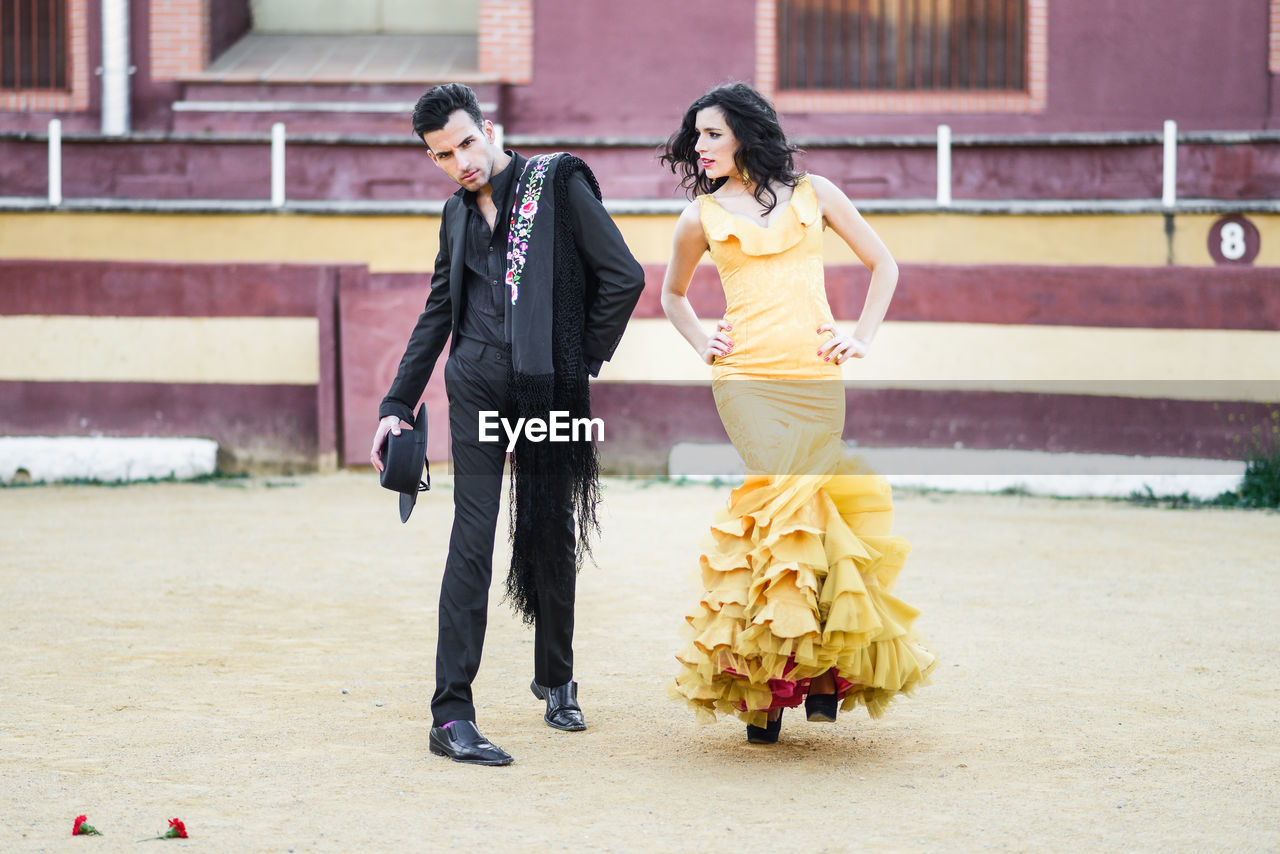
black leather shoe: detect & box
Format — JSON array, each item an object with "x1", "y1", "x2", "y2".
[
  {"x1": 746, "y1": 708, "x2": 784, "y2": 744},
  {"x1": 529, "y1": 679, "x2": 587, "y2": 732},
  {"x1": 428, "y1": 720, "x2": 514, "y2": 766},
  {"x1": 805, "y1": 693, "x2": 838, "y2": 723}
]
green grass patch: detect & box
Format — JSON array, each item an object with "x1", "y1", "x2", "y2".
[{"x1": 1127, "y1": 450, "x2": 1280, "y2": 510}]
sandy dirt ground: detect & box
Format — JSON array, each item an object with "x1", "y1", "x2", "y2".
[{"x1": 2, "y1": 471, "x2": 1278, "y2": 853}]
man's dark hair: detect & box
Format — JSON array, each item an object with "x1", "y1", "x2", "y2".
[{"x1": 412, "y1": 83, "x2": 485, "y2": 141}]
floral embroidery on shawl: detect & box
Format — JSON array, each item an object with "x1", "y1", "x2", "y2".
[{"x1": 505, "y1": 154, "x2": 554, "y2": 304}]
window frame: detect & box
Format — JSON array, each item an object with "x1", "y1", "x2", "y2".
[
  {"x1": 0, "y1": 0, "x2": 88, "y2": 112},
  {"x1": 756, "y1": 0, "x2": 1047, "y2": 114}
]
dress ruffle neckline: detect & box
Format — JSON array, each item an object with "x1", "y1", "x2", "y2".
[{"x1": 700, "y1": 175, "x2": 819, "y2": 257}]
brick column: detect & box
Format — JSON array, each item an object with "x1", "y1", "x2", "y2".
[
  {"x1": 755, "y1": 0, "x2": 778, "y2": 97},
  {"x1": 478, "y1": 0, "x2": 533, "y2": 84},
  {"x1": 150, "y1": 0, "x2": 208, "y2": 81},
  {"x1": 1271, "y1": 0, "x2": 1280, "y2": 74}
]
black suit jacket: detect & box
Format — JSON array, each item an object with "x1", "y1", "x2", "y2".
[{"x1": 379, "y1": 153, "x2": 646, "y2": 425}]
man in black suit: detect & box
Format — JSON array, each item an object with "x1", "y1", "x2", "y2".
[{"x1": 370, "y1": 83, "x2": 645, "y2": 766}]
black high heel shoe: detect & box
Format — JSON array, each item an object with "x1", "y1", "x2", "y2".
[
  {"x1": 805, "y1": 692, "x2": 838, "y2": 723},
  {"x1": 746, "y1": 708, "x2": 783, "y2": 744}
]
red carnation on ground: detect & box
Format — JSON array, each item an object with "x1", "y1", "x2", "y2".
[
  {"x1": 138, "y1": 817, "x2": 187, "y2": 841},
  {"x1": 72, "y1": 814, "x2": 103, "y2": 836}
]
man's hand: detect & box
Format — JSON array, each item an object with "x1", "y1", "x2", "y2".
[{"x1": 370, "y1": 415, "x2": 413, "y2": 473}]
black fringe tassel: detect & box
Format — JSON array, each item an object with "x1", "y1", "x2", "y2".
[{"x1": 504, "y1": 158, "x2": 603, "y2": 624}]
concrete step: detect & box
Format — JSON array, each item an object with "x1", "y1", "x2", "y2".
[
  {"x1": 180, "y1": 81, "x2": 452, "y2": 102},
  {"x1": 172, "y1": 81, "x2": 500, "y2": 135},
  {"x1": 0, "y1": 437, "x2": 218, "y2": 484},
  {"x1": 171, "y1": 108, "x2": 419, "y2": 135}
]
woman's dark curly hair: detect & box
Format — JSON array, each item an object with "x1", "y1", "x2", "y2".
[{"x1": 660, "y1": 82, "x2": 801, "y2": 213}]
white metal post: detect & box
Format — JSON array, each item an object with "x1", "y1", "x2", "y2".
[
  {"x1": 271, "y1": 123, "x2": 286, "y2": 208},
  {"x1": 48, "y1": 119, "x2": 63, "y2": 206},
  {"x1": 1162, "y1": 120, "x2": 1177, "y2": 208},
  {"x1": 100, "y1": 0, "x2": 130, "y2": 135},
  {"x1": 936, "y1": 124, "x2": 952, "y2": 207}
]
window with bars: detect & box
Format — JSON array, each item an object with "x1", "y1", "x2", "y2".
[
  {"x1": 0, "y1": 0, "x2": 68, "y2": 90},
  {"x1": 778, "y1": 0, "x2": 1025, "y2": 91}
]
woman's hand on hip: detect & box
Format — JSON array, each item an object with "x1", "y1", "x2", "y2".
[
  {"x1": 817, "y1": 324, "x2": 868, "y2": 364},
  {"x1": 700, "y1": 320, "x2": 734, "y2": 365}
]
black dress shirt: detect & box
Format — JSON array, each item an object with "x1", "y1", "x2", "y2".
[
  {"x1": 457, "y1": 153, "x2": 520, "y2": 350},
  {"x1": 378, "y1": 150, "x2": 647, "y2": 425}
]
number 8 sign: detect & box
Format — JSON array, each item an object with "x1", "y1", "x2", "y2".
[{"x1": 1208, "y1": 215, "x2": 1260, "y2": 266}]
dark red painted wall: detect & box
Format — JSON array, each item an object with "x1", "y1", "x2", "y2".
[
  {"x1": 507, "y1": 0, "x2": 757, "y2": 138},
  {"x1": 510, "y1": 0, "x2": 1276, "y2": 136},
  {"x1": 592, "y1": 384, "x2": 1280, "y2": 473},
  {"x1": 1040, "y1": 0, "x2": 1271, "y2": 133},
  {"x1": 4, "y1": 1, "x2": 1277, "y2": 196},
  {"x1": 0, "y1": 381, "x2": 324, "y2": 470},
  {"x1": 3, "y1": 1, "x2": 1275, "y2": 137},
  {"x1": 0, "y1": 259, "x2": 349, "y2": 472},
  {"x1": 4, "y1": 137, "x2": 1277, "y2": 202},
  {"x1": 339, "y1": 276, "x2": 450, "y2": 468},
  {"x1": 629, "y1": 263, "x2": 1280, "y2": 329},
  {"x1": 5, "y1": 259, "x2": 1279, "y2": 472}
]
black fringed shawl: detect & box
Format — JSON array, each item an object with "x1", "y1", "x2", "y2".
[{"x1": 502, "y1": 153, "x2": 601, "y2": 624}]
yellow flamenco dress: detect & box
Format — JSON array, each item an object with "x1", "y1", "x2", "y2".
[{"x1": 672, "y1": 176, "x2": 937, "y2": 728}]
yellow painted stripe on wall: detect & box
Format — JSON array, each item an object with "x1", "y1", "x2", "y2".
[
  {"x1": 864, "y1": 213, "x2": 1170, "y2": 267},
  {"x1": 0, "y1": 214, "x2": 442, "y2": 274},
  {"x1": 600, "y1": 318, "x2": 1280, "y2": 401},
  {"x1": 5, "y1": 211, "x2": 1277, "y2": 270},
  {"x1": 0, "y1": 316, "x2": 320, "y2": 384},
  {"x1": 468, "y1": 212, "x2": 1269, "y2": 267},
  {"x1": 1172, "y1": 213, "x2": 1280, "y2": 268}
]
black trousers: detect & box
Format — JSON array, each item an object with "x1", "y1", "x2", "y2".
[{"x1": 431, "y1": 337, "x2": 577, "y2": 727}]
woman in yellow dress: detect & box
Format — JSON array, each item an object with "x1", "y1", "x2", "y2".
[{"x1": 660, "y1": 83, "x2": 936, "y2": 744}]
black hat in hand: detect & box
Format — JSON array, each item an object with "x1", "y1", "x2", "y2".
[{"x1": 379, "y1": 403, "x2": 430, "y2": 522}]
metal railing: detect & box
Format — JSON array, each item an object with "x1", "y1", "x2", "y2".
[{"x1": 18, "y1": 118, "x2": 1280, "y2": 215}]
